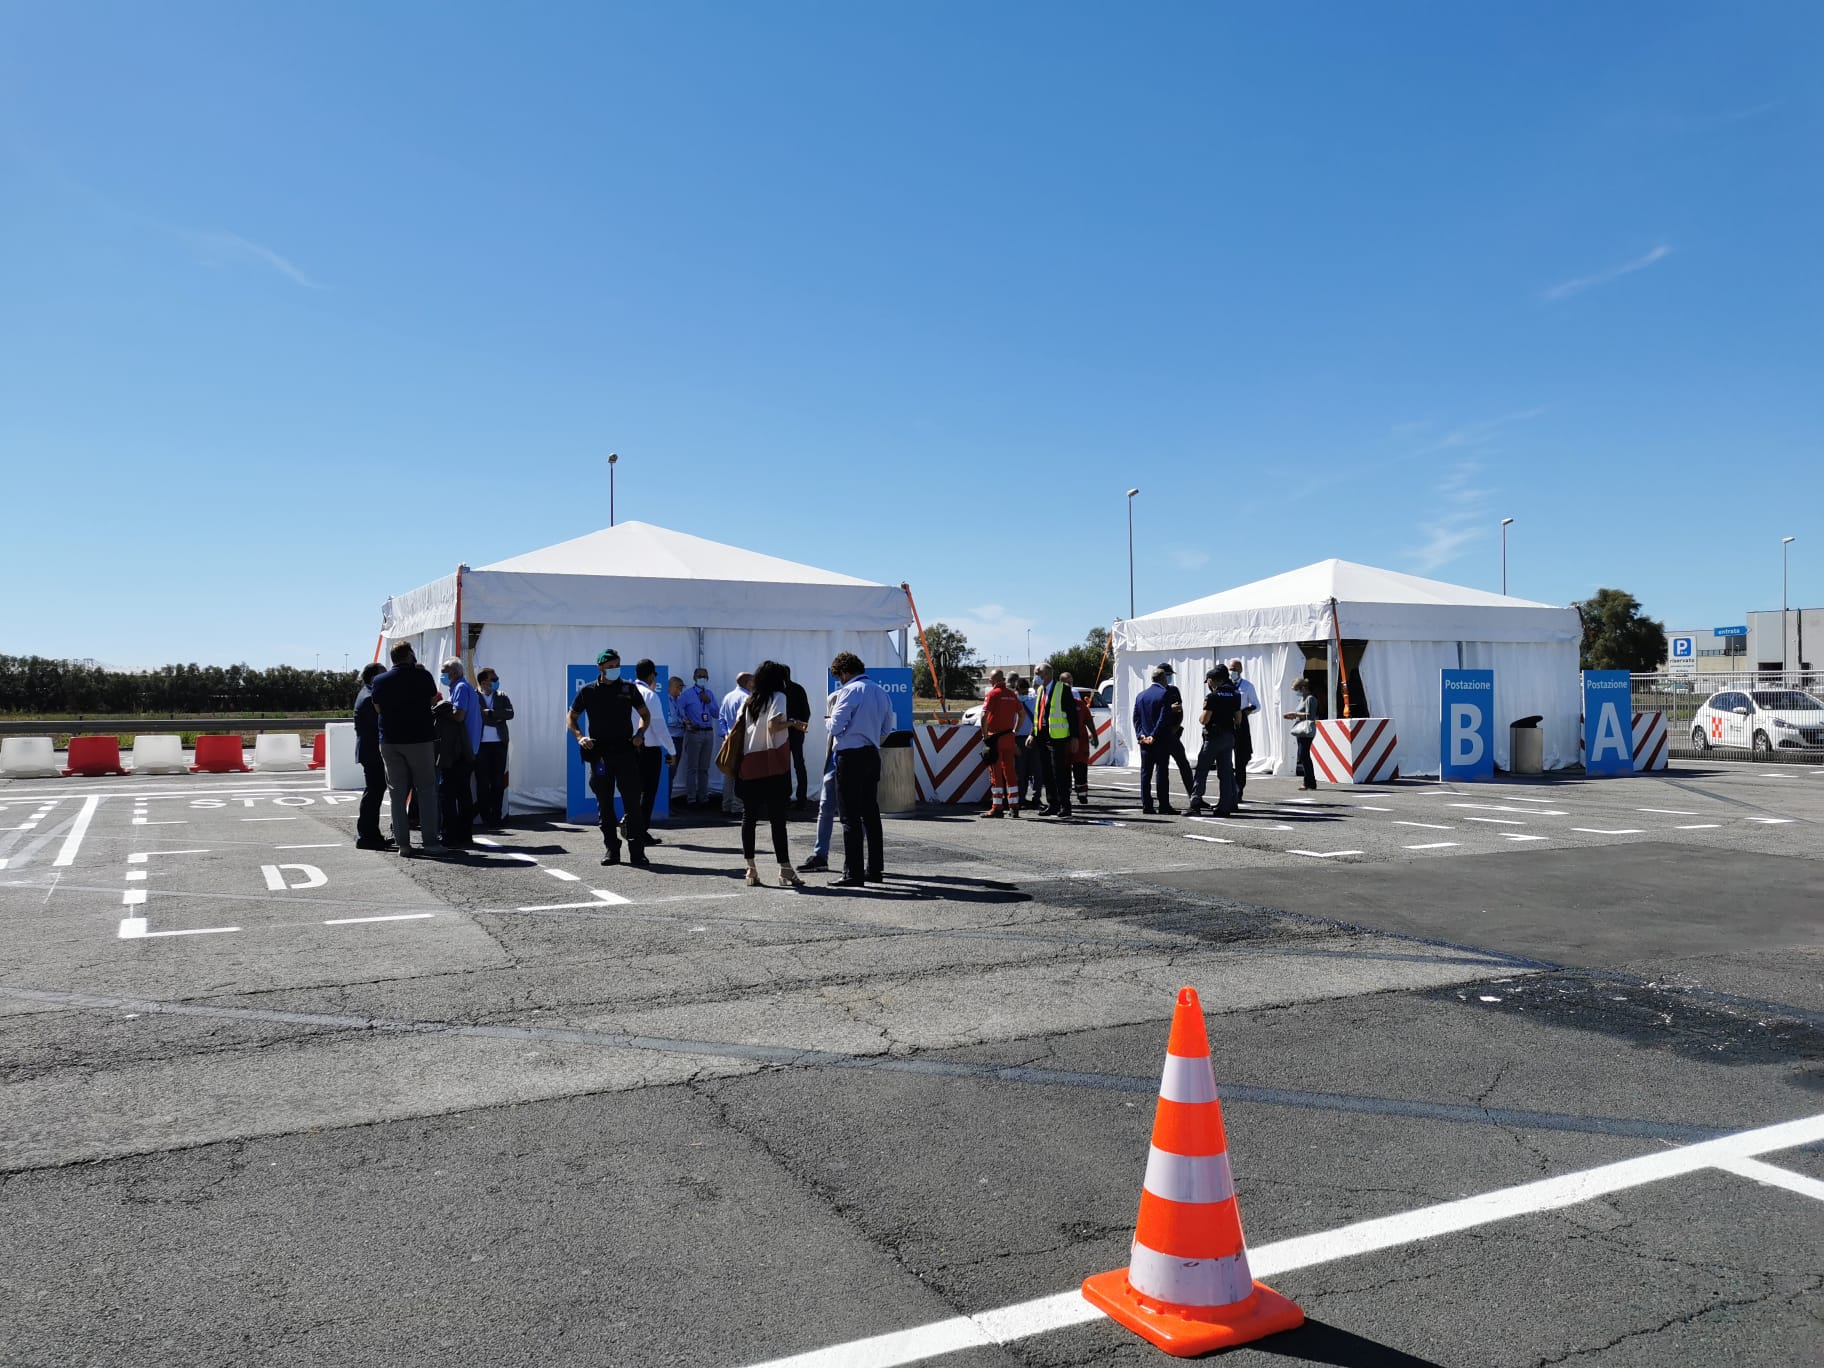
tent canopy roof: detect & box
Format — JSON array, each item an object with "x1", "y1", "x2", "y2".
[
  {"x1": 383, "y1": 522, "x2": 911, "y2": 636},
  {"x1": 479, "y1": 521, "x2": 889, "y2": 587},
  {"x1": 1115, "y1": 559, "x2": 1579, "y2": 651}
]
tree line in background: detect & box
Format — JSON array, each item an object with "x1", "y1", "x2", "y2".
[
  {"x1": 914, "y1": 624, "x2": 1112, "y2": 699},
  {"x1": 0, "y1": 655, "x2": 361, "y2": 715}
]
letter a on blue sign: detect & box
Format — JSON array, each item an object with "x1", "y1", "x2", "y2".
[
  {"x1": 1439, "y1": 670, "x2": 1494, "y2": 780},
  {"x1": 1582, "y1": 670, "x2": 1634, "y2": 777}
]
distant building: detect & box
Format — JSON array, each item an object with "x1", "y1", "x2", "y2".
[{"x1": 1663, "y1": 611, "x2": 1818, "y2": 676}]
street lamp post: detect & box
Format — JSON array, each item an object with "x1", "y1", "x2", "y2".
[
  {"x1": 609, "y1": 453, "x2": 619, "y2": 527},
  {"x1": 1126, "y1": 489, "x2": 1140, "y2": 620},
  {"x1": 1500, "y1": 517, "x2": 1515, "y2": 595},
  {"x1": 1783, "y1": 535, "x2": 1796, "y2": 672}
]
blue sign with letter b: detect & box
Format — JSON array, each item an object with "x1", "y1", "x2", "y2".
[
  {"x1": 1582, "y1": 670, "x2": 1634, "y2": 777},
  {"x1": 1439, "y1": 670, "x2": 1494, "y2": 781}
]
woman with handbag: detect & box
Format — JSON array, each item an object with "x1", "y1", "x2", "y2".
[
  {"x1": 734, "y1": 660, "x2": 804, "y2": 887},
  {"x1": 1284, "y1": 676, "x2": 1319, "y2": 790}
]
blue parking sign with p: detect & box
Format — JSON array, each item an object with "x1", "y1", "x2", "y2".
[
  {"x1": 1439, "y1": 670, "x2": 1494, "y2": 781},
  {"x1": 1670, "y1": 636, "x2": 1693, "y2": 658},
  {"x1": 1582, "y1": 670, "x2": 1634, "y2": 777}
]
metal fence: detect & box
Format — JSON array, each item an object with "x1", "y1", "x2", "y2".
[{"x1": 1634, "y1": 670, "x2": 1824, "y2": 763}]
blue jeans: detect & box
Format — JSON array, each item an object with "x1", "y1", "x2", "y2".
[{"x1": 811, "y1": 747, "x2": 839, "y2": 857}]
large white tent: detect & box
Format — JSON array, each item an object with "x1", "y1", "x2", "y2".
[
  {"x1": 1110, "y1": 560, "x2": 1583, "y2": 777},
  {"x1": 379, "y1": 522, "x2": 912, "y2": 813}
]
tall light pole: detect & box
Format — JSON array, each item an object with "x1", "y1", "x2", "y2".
[
  {"x1": 1126, "y1": 489, "x2": 1140, "y2": 620},
  {"x1": 1500, "y1": 517, "x2": 1515, "y2": 595},
  {"x1": 1783, "y1": 535, "x2": 1796, "y2": 672},
  {"x1": 608, "y1": 452, "x2": 619, "y2": 527}
]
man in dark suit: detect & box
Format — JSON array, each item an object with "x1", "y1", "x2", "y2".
[
  {"x1": 353, "y1": 663, "x2": 392, "y2": 851},
  {"x1": 474, "y1": 666, "x2": 513, "y2": 825}
]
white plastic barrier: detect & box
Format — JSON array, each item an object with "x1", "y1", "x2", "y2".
[
  {"x1": 130, "y1": 734, "x2": 188, "y2": 775},
  {"x1": 325, "y1": 722, "x2": 362, "y2": 791},
  {"x1": 0, "y1": 736, "x2": 63, "y2": 778},
  {"x1": 252, "y1": 733, "x2": 309, "y2": 772}
]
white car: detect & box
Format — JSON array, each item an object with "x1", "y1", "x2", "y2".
[
  {"x1": 960, "y1": 686, "x2": 1105, "y2": 728},
  {"x1": 1690, "y1": 688, "x2": 1824, "y2": 755}
]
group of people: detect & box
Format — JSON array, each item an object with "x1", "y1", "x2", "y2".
[
  {"x1": 353, "y1": 642, "x2": 898, "y2": 888},
  {"x1": 976, "y1": 664, "x2": 1098, "y2": 818},
  {"x1": 1129, "y1": 659, "x2": 1320, "y2": 816},
  {"x1": 353, "y1": 643, "x2": 515, "y2": 855}
]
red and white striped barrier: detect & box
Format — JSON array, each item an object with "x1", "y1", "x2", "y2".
[
  {"x1": 913, "y1": 724, "x2": 991, "y2": 804},
  {"x1": 1577, "y1": 711, "x2": 1669, "y2": 772},
  {"x1": 1311, "y1": 718, "x2": 1399, "y2": 785},
  {"x1": 1089, "y1": 712, "x2": 1114, "y2": 766}
]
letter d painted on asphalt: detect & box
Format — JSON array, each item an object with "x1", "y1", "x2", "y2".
[
  {"x1": 1582, "y1": 670, "x2": 1635, "y2": 777},
  {"x1": 1439, "y1": 670, "x2": 1494, "y2": 780}
]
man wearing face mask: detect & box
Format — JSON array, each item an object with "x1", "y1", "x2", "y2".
[
  {"x1": 474, "y1": 667, "x2": 513, "y2": 826},
  {"x1": 567, "y1": 648, "x2": 652, "y2": 866},
  {"x1": 437, "y1": 658, "x2": 481, "y2": 848},
  {"x1": 675, "y1": 667, "x2": 718, "y2": 808},
  {"x1": 1227, "y1": 658, "x2": 1261, "y2": 803}
]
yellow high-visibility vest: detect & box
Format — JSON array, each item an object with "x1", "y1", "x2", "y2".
[{"x1": 1043, "y1": 680, "x2": 1072, "y2": 740}]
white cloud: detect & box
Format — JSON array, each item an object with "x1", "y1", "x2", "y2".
[
  {"x1": 184, "y1": 228, "x2": 324, "y2": 288},
  {"x1": 1544, "y1": 245, "x2": 1671, "y2": 302},
  {"x1": 1405, "y1": 408, "x2": 1544, "y2": 459},
  {"x1": 1406, "y1": 459, "x2": 1493, "y2": 574}
]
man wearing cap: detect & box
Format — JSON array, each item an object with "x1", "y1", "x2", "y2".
[
  {"x1": 1132, "y1": 664, "x2": 1176, "y2": 816},
  {"x1": 675, "y1": 667, "x2": 718, "y2": 807},
  {"x1": 1187, "y1": 664, "x2": 1242, "y2": 817},
  {"x1": 1227, "y1": 659, "x2": 1261, "y2": 803},
  {"x1": 565, "y1": 648, "x2": 652, "y2": 866}
]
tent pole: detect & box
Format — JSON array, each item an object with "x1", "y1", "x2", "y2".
[
  {"x1": 454, "y1": 564, "x2": 465, "y2": 678},
  {"x1": 901, "y1": 582, "x2": 946, "y2": 715}
]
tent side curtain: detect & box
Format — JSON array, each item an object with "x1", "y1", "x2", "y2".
[
  {"x1": 1117, "y1": 602, "x2": 1581, "y2": 652},
  {"x1": 463, "y1": 571, "x2": 910, "y2": 632},
  {"x1": 384, "y1": 573, "x2": 459, "y2": 640}
]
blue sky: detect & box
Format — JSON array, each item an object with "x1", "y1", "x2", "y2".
[{"x1": 2, "y1": 2, "x2": 1818, "y2": 669}]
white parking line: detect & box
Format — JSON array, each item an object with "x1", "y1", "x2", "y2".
[
  {"x1": 1714, "y1": 1156, "x2": 1824, "y2": 1203},
  {"x1": 1747, "y1": 818, "x2": 1794, "y2": 825},
  {"x1": 1183, "y1": 834, "x2": 1232, "y2": 844},
  {"x1": 323, "y1": 913, "x2": 437, "y2": 926},
  {"x1": 121, "y1": 889, "x2": 147, "y2": 906},
  {"x1": 1358, "y1": 805, "x2": 1394, "y2": 812},
  {"x1": 1287, "y1": 850, "x2": 1361, "y2": 860},
  {"x1": 1465, "y1": 816, "x2": 1524, "y2": 826},
  {"x1": 1501, "y1": 834, "x2": 1549, "y2": 842},
  {"x1": 1451, "y1": 804, "x2": 1565, "y2": 816},
  {"x1": 52, "y1": 796, "x2": 101, "y2": 867},
  {"x1": 132, "y1": 818, "x2": 187, "y2": 826},
  {"x1": 1394, "y1": 821, "x2": 1453, "y2": 831},
  {"x1": 740, "y1": 1111, "x2": 1824, "y2": 1368},
  {"x1": 118, "y1": 921, "x2": 239, "y2": 939},
  {"x1": 1675, "y1": 824, "x2": 1722, "y2": 831},
  {"x1": 544, "y1": 868, "x2": 582, "y2": 881},
  {"x1": 241, "y1": 817, "x2": 297, "y2": 822},
  {"x1": 1571, "y1": 827, "x2": 1645, "y2": 835},
  {"x1": 516, "y1": 888, "x2": 633, "y2": 911},
  {"x1": 1403, "y1": 843, "x2": 1458, "y2": 850},
  {"x1": 1637, "y1": 808, "x2": 1698, "y2": 815},
  {"x1": 276, "y1": 843, "x2": 344, "y2": 850}
]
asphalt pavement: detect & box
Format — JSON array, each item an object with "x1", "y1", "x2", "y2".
[{"x1": 1, "y1": 759, "x2": 1819, "y2": 1366}]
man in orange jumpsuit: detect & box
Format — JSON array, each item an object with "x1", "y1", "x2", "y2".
[{"x1": 978, "y1": 669, "x2": 1024, "y2": 817}]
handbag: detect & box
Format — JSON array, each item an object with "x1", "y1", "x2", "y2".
[
  {"x1": 1291, "y1": 718, "x2": 1316, "y2": 738},
  {"x1": 715, "y1": 724, "x2": 746, "y2": 778}
]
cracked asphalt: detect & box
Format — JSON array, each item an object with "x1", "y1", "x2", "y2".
[{"x1": 0, "y1": 760, "x2": 1819, "y2": 1366}]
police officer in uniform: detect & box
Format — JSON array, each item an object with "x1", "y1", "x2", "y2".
[
  {"x1": 1187, "y1": 664, "x2": 1242, "y2": 817},
  {"x1": 566, "y1": 648, "x2": 652, "y2": 867}
]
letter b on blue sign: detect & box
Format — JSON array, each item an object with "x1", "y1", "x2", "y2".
[{"x1": 1439, "y1": 670, "x2": 1494, "y2": 780}]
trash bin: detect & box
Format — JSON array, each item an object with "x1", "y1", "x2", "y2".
[
  {"x1": 1510, "y1": 716, "x2": 1544, "y2": 775},
  {"x1": 880, "y1": 730, "x2": 916, "y2": 813}
]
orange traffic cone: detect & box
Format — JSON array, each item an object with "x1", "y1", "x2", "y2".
[{"x1": 1082, "y1": 987, "x2": 1304, "y2": 1356}]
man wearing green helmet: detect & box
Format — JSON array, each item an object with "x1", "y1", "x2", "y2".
[{"x1": 565, "y1": 647, "x2": 653, "y2": 867}]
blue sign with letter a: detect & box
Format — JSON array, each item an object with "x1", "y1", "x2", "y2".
[
  {"x1": 1439, "y1": 669, "x2": 1495, "y2": 781},
  {"x1": 1582, "y1": 670, "x2": 1634, "y2": 777},
  {"x1": 566, "y1": 663, "x2": 671, "y2": 822}
]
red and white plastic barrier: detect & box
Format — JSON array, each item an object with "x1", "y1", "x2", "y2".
[
  {"x1": 1089, "y1": 712, "x2": 1114, "y2": 766},
  {"x1": 913, "y1": 724, "x2": 992, "y2": 804},
  {"x1": 1577, "y1": 711, "x2": 1669, "y2": 772},
  {"x1": 1311, "y1": 717, "x2": 1400, "y2": 785}
]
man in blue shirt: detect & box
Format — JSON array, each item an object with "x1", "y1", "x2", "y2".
[
  {"x1": 1132, "y1": 665, "x2": 1176, "y2": 815},
  {"x1": 438, "y1": 658, "x2": 481, "y2": 847},
  {"x1": 827, "y1": 652, "x2": 896, "y2": 886},
  {"x1": 717, "y1": 672, "x2": 753, "y2": 815},
  {"x1": 675, "y1": 667, "x2": 719, "y2": 807}
]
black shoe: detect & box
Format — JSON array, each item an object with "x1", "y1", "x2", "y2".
[
  {"x1": 833, "y1": 876, "x2": 867, "y2": 888},
  {"x1": 643, "y1": 832, "x2": 663, "y2": 845},
  {"x1": 1142, "y1": 806, "x2": 1156, "y2": 816},
  {"x1": 355, "y1": 837, "x2": 392, "y2": 850},
  {"x1": 601, "y1": 848, "x2": 622, "y2": 866},
  {"x1": 1184, "y1": 801, "x2": 1207, "y2": 816},
  {"x1": 798, "y1": 855, "x2": 830, "y2": 872},
  {"x1": 629, "y1": 854, "x2": 652, "y2": 869},
  {"x1": 1039, "y1": 805, "x2": 1059, "y2": 817},
  {"x1": 866, "y1": 871, "x2": 885, "y2": 883},
  {"x1": 1158, "y1": 805, "x2": 1179, "y2": 815},
  {"x1": 1214, "y1": 807, "x2": 1236, "y2": 818}
]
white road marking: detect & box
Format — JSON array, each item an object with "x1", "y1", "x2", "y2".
[
  {"x1": 544, "y1": 868, "x2": 582, "y2": 881},
  {"x1": 1451, "y1": 804, "x2": 1565, "y2": 816},
  {"x1": 241, "y1": 817, "x2": 297, "y2": 822},
  {"x1": 261, "y1": 864, "x2": 328, "y2": 891},
  {"x1": 1501, "y1": 834, "x2": 1549, "y2": 842},
  {"x1": 1714, "y1": 1156, "x2": 1824, "y2": 1203},
  {"x1": 132, "y1": 818, "x2": 188, "y2": 826},
  {"x1": 1394, "y1": 821, "x2": 1453, "y2": 830},
  {"x1": 1403, "y1": 842, "x2": 1458, "y2": 850},
  {"x1": 1183, "y1": 834, "x2": 1231, "y2": 844},
  {"x1": 1747, "y1": 818, "x2": 1794, "y2": 825},
  {"x1": 121, "y1": 923, "x2": 239, "y2": 939},
  {"x1": 126, "y1": 871, "x2": 146, "y2": 881},
  {"x1": 121, "y1": 889, "x2": 146, "y2": 906},
  {"x1": 52, "y1": 796, "x2": 101, "y2": 867},
  {"x1": 276, "y1": 843, "x2": 343, "y2": 850},
  {"x1": 1358, "y1": 805, "x2": 1394, "y2": 812},
  {"x1": 1637, "y1": 808, "x2": 1698, "y2": 815},
  {"x1": 1571, "y1": 827, "x2": 1645, "y2": 835},
  {"x1": 1287, "y1": 850, "x2": 1362, "y2": 860},
  {"x1": 1466, "y1": 816, "x2": 1524, "y2": 826},
  {"x1": 588, "y1": 887, "x2": 632, "y2": 905},
  {"x1": 323, "y1": 913, "x2": 437, "y2": 926},
  {"x1": 1490, "y1": 795, "x2": 1563, "y2": 804},
  {"x1": 1675, "y1": 824, "x2": 1722, "y2": 831},
  {"x1": 134, "y1": 848, "x2": 211, "y2": 857},
  {"x1": 739, "y1": 1111, "x2": 1824, "y2": 1368},
  {"x1": 118, "y1": 917, "x2": 146, "y2": 938}
]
